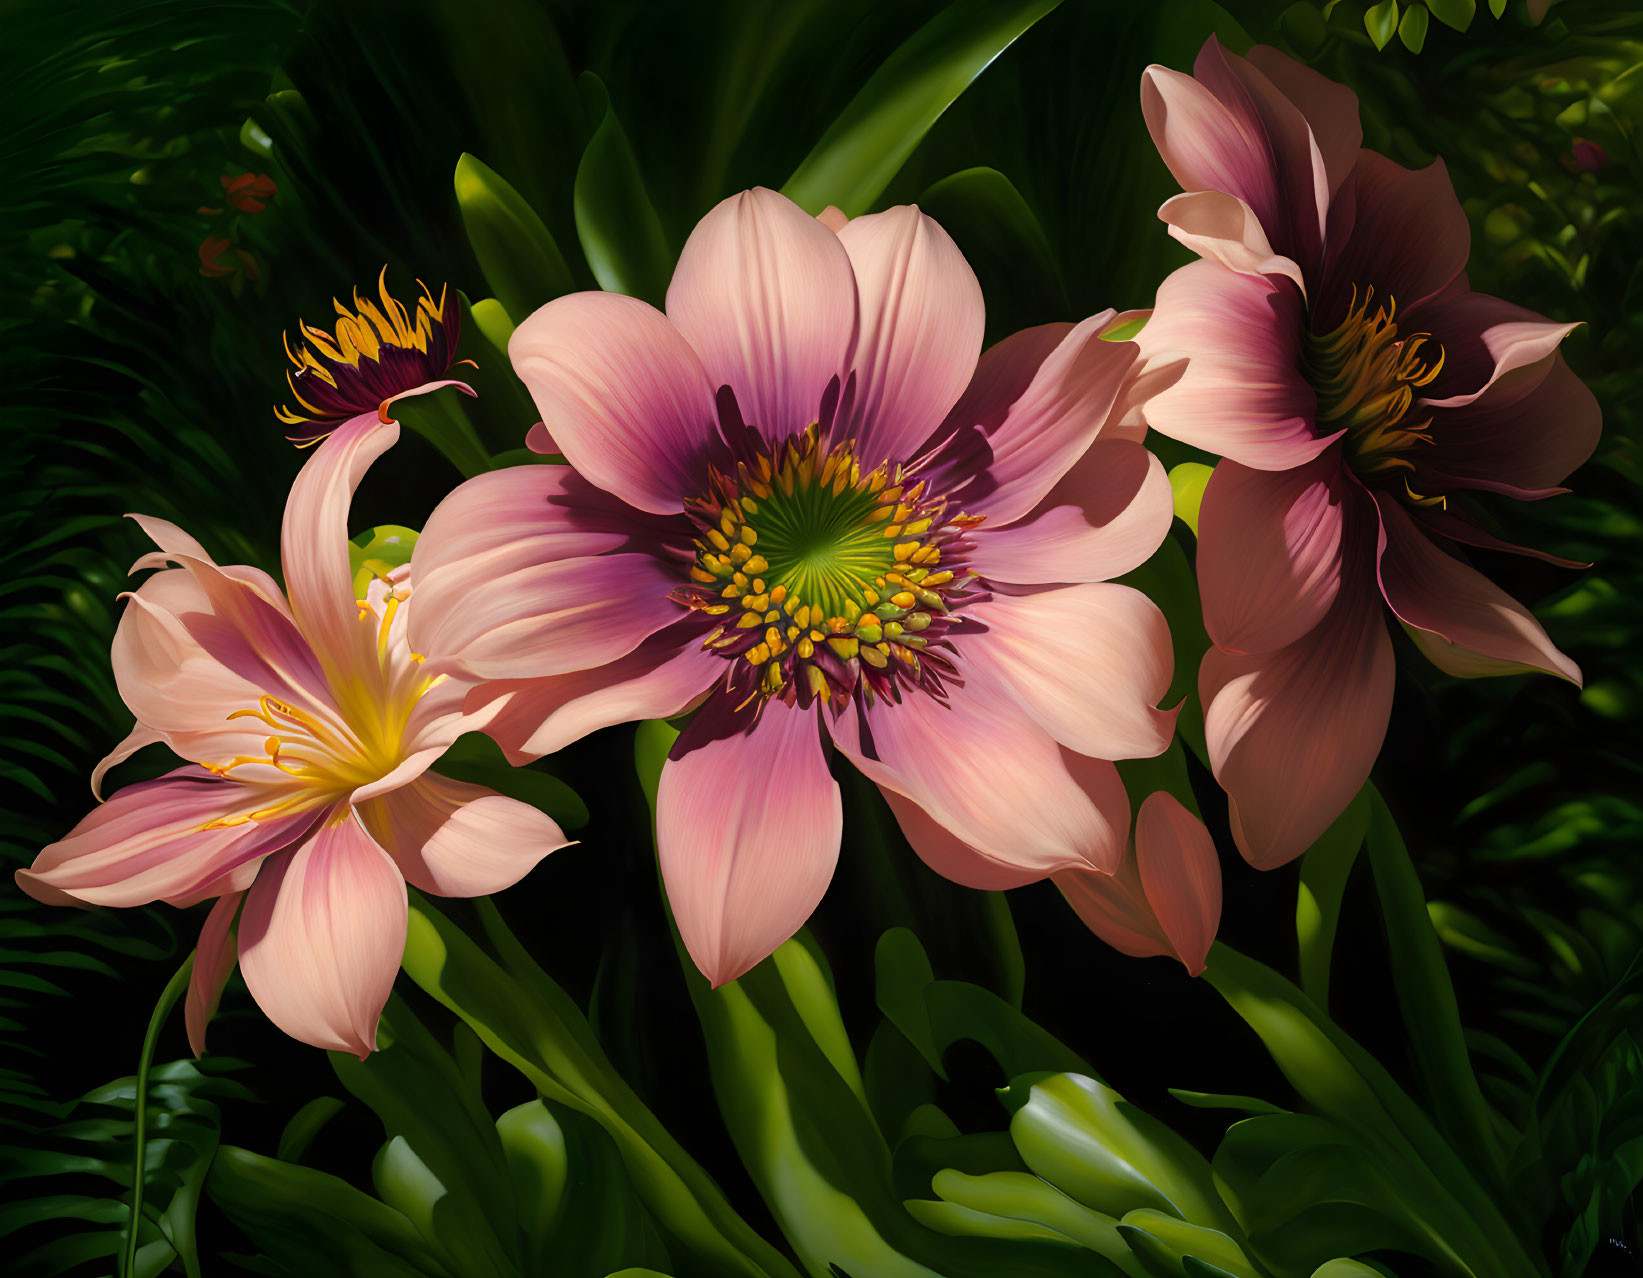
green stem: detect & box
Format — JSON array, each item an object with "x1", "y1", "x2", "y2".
[{"x1": 123, "y1": 954, "x2": 194, "y2": 1278}]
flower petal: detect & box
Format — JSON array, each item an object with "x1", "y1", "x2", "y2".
[
  {"x1": 1156, "y1": 190, "x2": 1305, "y2": 291},
  {"x1": 1374, "y1": 495, "x2": 1580, "y2": 684},
  {"x1": 962, "y1": 584, "x2": 1177, "y2": 761},
  {"x1": 657, "y1": 699, "x2": 841, "y2": 986},
  {"x1": 833, "y1": 205, "x2": 984, "y2": 462},
  {"x1": 357, "y1": 771, "x2": 569, "y2": 897},
  {"x1": 510, "y1": 291, "x2": 721, "y2": 514},
  {"x1": 1412, "y1": 290, "x2": 1581, "y2": 408},
  {"x1": 237, "y1": 812, "x2": 407, "y2": 1057},
  {"x1": 942, "y1": 316, "x2": 1138, "y2": 525},
  {"x1": 186, "y1": 892, "x2": 242, "y2": 1057},
  {"x1": 1197, "y1": 452, "x2": 1358, "y2": 654},
  {"x1": 18, "y1": 769, "x2": 317, "y2": 908},
  {"x1": 830, "y1": 689, "x2": 1130, "y2": 879},
  {"x1": 1201, "y1": 552, "x2": 1393, "y2": 870},
  {"x1": 967, "y1": 439, "x2": 1173, "y2": 585},
  {"x1": 1134, "y1": 791, "x2": 1221, "y2": 975},
  {"x1": 1137, "y1": 261, "x2": 1330, "y2": 470},
  {"x1": 666, "y1": 187, "x2": 857, "y2": 442},
  {"x1": 463, "y1": 623, "x2": 719, "y2": 762},
  {"x1": 90, "y1": 722, "x2": 165, "y2": 800}
]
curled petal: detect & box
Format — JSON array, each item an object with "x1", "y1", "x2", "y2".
[
  {"x1": 658, "y1": 700, "x2": 841, "y2": 986},
  {"x1": 1157, "y1": 190, "x2": 1304, "y2": 291},
  {"x1": 358, "y1": 771, "x2": 569, "y2": 897},
  {"x1": 238, "y1": 812, "x2": 407, "y2": 1057},
  {"x1": 1198, "y1": 453, "x2": 1359, "y2": 655},
  {"x1": 1375, "y1": 496, "x2": 1580, "y2": 684},
  {"x1": 510, "y1": 292, "x2": 722, "y2": 514},
  {"x1": 666, "y1": 187, "x2": 857, "y2": 442},
  {"x1": 962, "y1": 584, "x2": 1177, "y2": 761},
  {"x1": 834, "y1": 205, "x2": 984, "y2": 462},
  {"x1": 186, "y1": 892, "x2": 243, "y2": 1057}
]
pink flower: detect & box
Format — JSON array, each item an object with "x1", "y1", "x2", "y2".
[
  {"x1": 17, "y1": 417, "x2": 568, "y2": 1057},
  {"x1": 1135, "y1": 38, "x2": 1600, "y2": 869},
  {"x1": 409, "y1": 188, "x2": 1179, "y2": 986},
  {"x1": 1055, "y1": 792, "x2": 1221, "y2": 975},
  {"x1": 275, "y1": 270, "x2": 476, "y2": 446}
]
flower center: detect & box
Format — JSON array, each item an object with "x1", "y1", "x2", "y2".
[
  {"x1": 1306, "y1": 286, "x2": 1447, "y2": 507},
  {"x1": 674, "y1": 425, "x2": 984, "y2": 709}
]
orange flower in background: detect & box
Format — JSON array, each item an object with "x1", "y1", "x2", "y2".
[
  {"x1": 200, "y1": 172, "x2": 278, "y2": 216},
  {"x1": 199, "y1": 236, "x2": 262, "y2": 292}
]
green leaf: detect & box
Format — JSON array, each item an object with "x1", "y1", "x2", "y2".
[
  {"x1": 454, "y1": 152, "x2": 575, "y2": 327},
  {"x1": 1424, "y1": 0, "x2": 1476, "y2": 29},
  {"x1": 1364, "y1": 0, "x2": 1400, "y2": 48},
  {"x1": 1487, "y1": 0, "x2": 1507, "y2": 16},
  {"x1": 783, "y1": 0, "x2": 1063, "y2": 216},
  {"x1": 573, "y1": 73, "x2": 672, "y2": 306},
  {"x1": 275, "y1": 1097, "x2": 346, "y2": 1165},
  {"x1": 1295, "y1": 788, "x2": 1370, "y2": 1009},
  {"x1": 1397, "y1": 2, "x2": 1429, "y2": 52},
  {"x1": 1167, "y1": 464, "x2": 1213, "y2": 538},
  {"x1": 1116, "y1": 1210, "x2": 1259, "y2": 1278},
  {"x1": 875, "y1": 929, "x2": 945, "y2": 1076}
]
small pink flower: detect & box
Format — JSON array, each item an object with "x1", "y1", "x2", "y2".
[
  {"x1": 275, "y1": 269, "x2": 476, "y2": 446},
  {"x1": 1566, "y1": 138, "x2": 1607, "y2": 173},
  {"x1": 409, "y1": 188, "x2": 1180, "y2": 986},
  {"x1": 1135, "y1": 38, "x2": 1600, "y2": 869},
  {"x1": 18, "y1": 417, "x2": 568, "y2": 1057},
  {"x1": 1055, "y1": 792, "x2": 1221, "y2": 975}
]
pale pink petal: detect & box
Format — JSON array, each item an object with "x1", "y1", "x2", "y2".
[
  {"x1": 238, "y1": 813, "x2": 407, "y2": 1057},
  {"x1": 1244, "y1": 44, "x2": 1361, "y2": 203},
  {"x1": 817, "y1": 205, "x2": 850, "y2": 233},
  {"x1": 410, "y1": 550, "x2": 682, "y2": 682},
  {"x1": 18, "y1": 769, "x2": 318, "y2": 908},
  {"x1": 357, "y1": 771, "x2": 569, "y2": 897},
  {"x1": 379, "y1": 377, "x2": 476, "y2": 421},
  {"x1": 1137, "y1": 261, "x2": 1331, "y2": 470},
  {"x1": 657, "y1": 700, "x2": 841, "y2": 986},
  {"x1": 510, "y1": 292, "x2": 721, "y2": 514},
  {"x1": 833, "y1": 205, "x2": 984, "y2": 463},
  {"x1": 941, "y1": 316, "x2": 1137, "y2": 525},
  {"x1": 1134, "y1": 791, "x2": 1221, "y2": 975},
  {"x1": 830, "y1": 689, "x2": 1130, "y2": 878},
  {"x1": 1197, "y1": 452, "x2": 1360, "y2": 654},
  {"x1": 280, "y1": 415, "x2": 401, "y2": 690},
  {"x1": 464, "y1": 624, "x2": 720, "y2": 763},
  {"x1": 90, "y1": 722, "x2": 164, "y2": 800},
  {"x1": 962, "y1": 584, "x2": 1176, "y2": 760},
  {"x1": 1056, "y1": 858, "x2": 1165, "y2": 960},
  {"x1": 1374, "y1": 496, "x2": 1580, "y2": 684},
  {"x1": 1202, "y1": 554, "x2": 1393, "y2": 870},
  {"x1": 967, "y1": 440, "x2": 1172, "y2": 585},
  {"x1": 186, "y1": 892, "x2": 242, "y2": 1057},
  {"x1": 882, "y1": 788, "x2": 1051, "y2": 891},
  {"x1": 1317, "y1": 152, "x2": 1469, "y2": 327},
  {"x1": 1413, "y1": 291, "x2": 1580, "y2": 408},
  {"x1": 1156, "y1": 191, "x2": 1305, "y2": 291},
  {"x1": 666, "y1": 187, "x2": 857, "y2": 441}
]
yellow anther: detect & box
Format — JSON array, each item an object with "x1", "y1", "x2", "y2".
[
  {"x1": 860, "y1": 644, "x2": 889, "y2": 669},
  {"x1": 828, "y1": 636, "x2": 860, "y2": 660},
  {"x1": 739, "y1": 525, "x2": 758, "y2": 546}
]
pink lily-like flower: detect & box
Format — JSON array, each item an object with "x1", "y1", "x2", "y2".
[
  {"x1": 17, "y1": 416, "x2": 568, "y2": 1058},
  {"x1": 409, "y1": 188, "x2": 1180, "y2": 986},
  {"x1": 1135, "y1": 38, "x2": 1601, "y2": 869},
  {"x1": 1055, "y1": 792, "x2": 1221, "y2": 975}
]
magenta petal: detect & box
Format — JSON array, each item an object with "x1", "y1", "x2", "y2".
[
  {"x1": 358, "y1": 772, "x2": 569, "y2": 897},
  {"x1": 962, "y1": 584, "x2": 1177, "y2": 761},
  {"x1": 510, "y1": 291, "x2": 721, "y2": 515},
  {"x1": 834, "y1": 205, "x2": 984, "y2": 463},
  {"x1": 1375, "y1": 496, "x2": 1580, "y2": 684},
  {"x1": 657, "y1": 700, "x2": 841, "y2": 987},
  {"x1": 830, "y1": 689, "x2": 1130, "y2": 879},
  {"x1": 1201, "y1": 564, "x2": 1393, "y2": 870},
  {"x1": 947, "y1": 315, "x2": 1138, "y2": 526},
  {"x1": 463, "y1": 625, "x2": 719, "y2": 762},
  {"x1": 1198, "y1": 453, "x2": 1357, "y2": 655},
  {"x1": 1317, "y1": 152, "x2": 1469, "y2": 327},
  {"x1": 238, "y1": 813, "x2": 407, "y2": 1057},
  {"x1": 186, "y1": 891, "x2": 242, "y2": 1057},
  {"x1": 968, "y1": 440, "x2": 1173, "y2": 587},
  {"x1": 1137, "y1": 261, "x2": 1330, "y2": 470},
  {"x1": 666, "y1": 187, "x2": 857, "y2": 442},
  {"x1": 18, "y1": 769, "x2": 316, "y2": 909}
]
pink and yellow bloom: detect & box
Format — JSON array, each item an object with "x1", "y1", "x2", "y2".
[
  {"x1": 18, "y1": 416, "x2": 567, "y2": 1058},
  {"x1": 409, "y1": 188, "x2": 1181, "y2": 986},
  {"x1": 1136, "y1": 38, "x2": 1601, "y2": 868}
]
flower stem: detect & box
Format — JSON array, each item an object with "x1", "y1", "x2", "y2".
[{"x1": 122, "y1": 954, "x2": 194, "y2": 1278}]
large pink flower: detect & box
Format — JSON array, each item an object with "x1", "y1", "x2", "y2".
[
  {"x1": 1136, "y1": 38, "x2": 1600, "y2": 869},
  {"x1": 409, "y1": 188, "x2": 1179, "y2": 986},
  {"x1": 17, "y1": 417, "x2": 568, "y2": 1057}
]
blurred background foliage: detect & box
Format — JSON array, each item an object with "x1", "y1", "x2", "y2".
[{"x1": 0, "y1": 0, "x2": 1638, "y2": 1274}]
